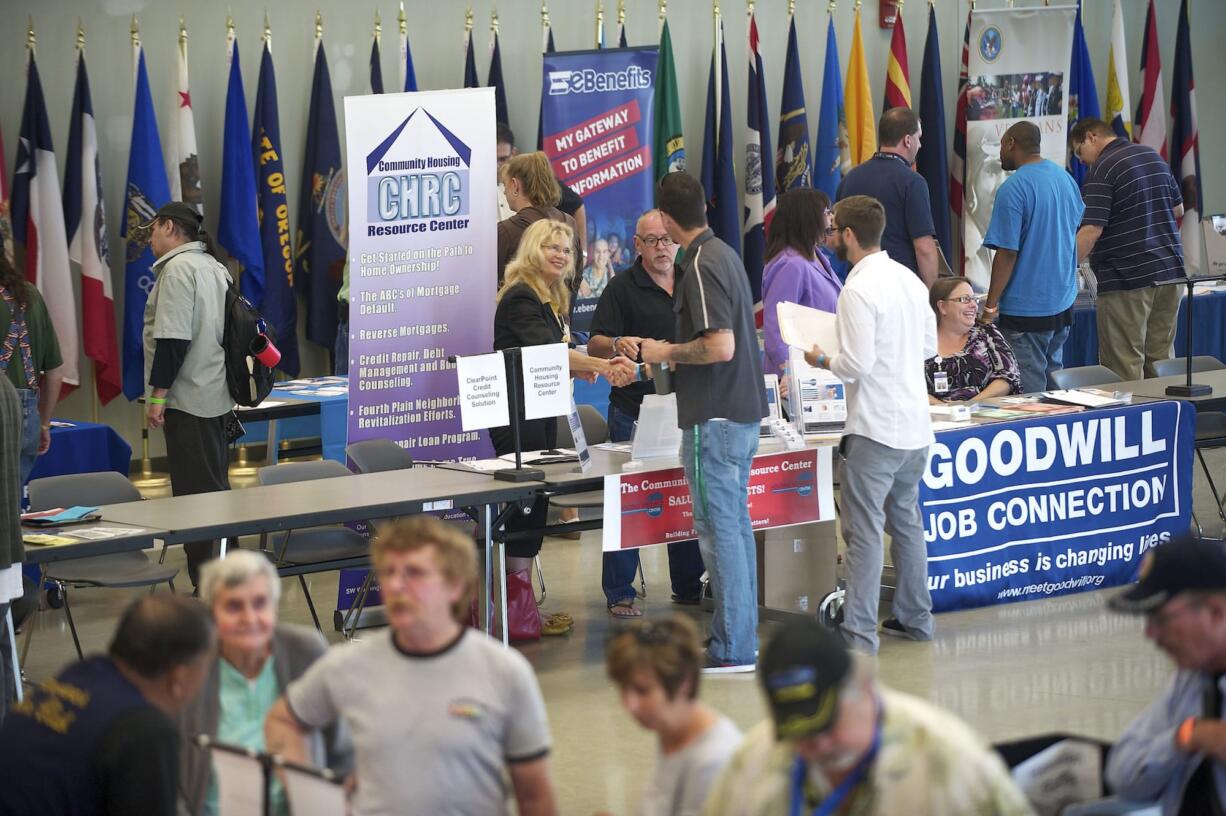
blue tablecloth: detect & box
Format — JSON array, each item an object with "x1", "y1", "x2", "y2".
[
  {"x1": 238, "y1": 379, "x2": 349, "y2": 463},
  {"x1": 27, "y1": 419, "x2": 132, "y2": 487},
  {"x1": 1065, "y1": 289, "x2": 1226, "y2": 369}
]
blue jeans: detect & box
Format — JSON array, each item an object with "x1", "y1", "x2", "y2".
[
  {"x1": 16, "y1": 388, "x2": 39, "y2": 486},
  {"x1": 1001, "y1": 325, "x2": 1071, "y2": 394},
  {"x1": 602, "y1": 404, "x2": 705, "y2": 605},
  {"x1": 680, "y1": 419, "x2": 760, "y2": 664}
]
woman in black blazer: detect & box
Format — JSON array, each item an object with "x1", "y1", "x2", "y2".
[{"x1": 493, "y1": 220, "x2": 634, "y2": 632}]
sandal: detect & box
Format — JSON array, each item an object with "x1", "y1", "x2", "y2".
[
  {"x1": 545, "y1": 612, "x2": 573, "y2": 626},
  {"x1": 608, "y1": 600, "x2": 643, "y2": 619},
  {"x1": 542, "y1": 613, "x2": 573, "y2": 636}
]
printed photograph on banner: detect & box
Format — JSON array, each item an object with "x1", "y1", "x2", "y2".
[
  {"x1": 342, "y1": 87, "x2": 498, "y2": 460},
  {"x1": 965, "y1": 72, "x2": 1064, "y2": 121},
  {"x1": 962, "y1": 7, "x2": 1074, "y2": 291},
  {"x1": 920, "y1": 402, "x2": 1194, "y2": 613},
  {"x1": 541, "y1": 47, "x2": 659, "y2": 332}
]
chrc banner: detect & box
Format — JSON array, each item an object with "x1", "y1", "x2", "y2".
[
  {"x1": 541, "y1": 47, "x2": 658, "y2": 332},
  {"x1": 921, "y1": 401, "x2": 1194, "y2": 612}
]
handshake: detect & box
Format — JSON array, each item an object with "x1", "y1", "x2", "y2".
[{"x1": 593, "y1": 355, "x2": 639, "y2": 388}]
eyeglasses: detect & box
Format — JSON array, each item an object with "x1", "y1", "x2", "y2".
[
  {"x1": 942, "y1": 295, "x2": 979, "y2": 305},
  {"x1": 544, "y1": 243, "x2": 573, "y2": 256},
  {"x1": 636, "y1": 234, "x2": 675, "y2": 248}
]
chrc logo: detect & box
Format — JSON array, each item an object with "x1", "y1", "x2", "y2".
[{"x1": 548, "y1": 66, "x2": 652, "y2": 96}]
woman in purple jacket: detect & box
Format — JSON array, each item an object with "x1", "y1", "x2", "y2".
[{"x1": 761, "y1": 189, "x2": 843, "y2": 376}]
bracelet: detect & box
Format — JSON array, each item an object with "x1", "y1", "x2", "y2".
[
  {"x1": 1177, "y1": 716, "x2": 1197, "y2": 752},
  {"x1": 816, "y1": 353, "x2": 828, "y2": 369},
  {"x1": 148, "y1": 396, "x2": 167, "y2": 405}
]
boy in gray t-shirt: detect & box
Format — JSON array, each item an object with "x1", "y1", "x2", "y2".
[{"x1": 287, "y1": 629, "x2": 550, "y2": 816}]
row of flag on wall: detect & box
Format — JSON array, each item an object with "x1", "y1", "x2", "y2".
[{"x1": 683, "y1": 0, "x2": 1202, "y2": 311}]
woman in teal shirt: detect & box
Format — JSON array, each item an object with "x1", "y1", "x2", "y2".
[{"x1": 178, "y1": 551, "x2": 352, "y2": 815}]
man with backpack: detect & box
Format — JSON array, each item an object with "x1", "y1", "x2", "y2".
[{"x1": 142, "y1": 202, "x2": 236, "y2": 589}]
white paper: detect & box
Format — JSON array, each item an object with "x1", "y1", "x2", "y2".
[
  {"x1": 631, "y1": 394, "x2": 683, "y2": 460},
  {"x1": 281, "y1": 764, "x2": 347, "y2": 816},
  {"x1": 1042, "y1": 388, "x2": 1130, "y2": 408},
  {"x1": 455, "y1": 352, "x2": 510, "y2": 431},
  {"x1": 210, "y1": 748, "x2": 265, "y2": 816},
  {"x1": 465, "y1": 458, "x2": 517, "y2": 472},
  {"x1": 776, "y1": 301, "x2": 841, "y2": 356},
  {"x1": 520, "y1": 343, "x2": 571, "y2": 421},
  {"x1": 254, "y1": 400, "x2": 289, "y2": 408}
]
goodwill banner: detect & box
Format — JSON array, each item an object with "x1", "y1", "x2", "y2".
[
  {"x1": 601, "y1": 448, "x2": 835, "y2": 551},
  {"x1": 962, "y1": 6, "x2": 1075, "y2": 291},
  {"x1": 541, "y1": 47, "x2": 658, "y2": 332},
  {"x1": 342, "y1": 87, "x2": 497, "y2": 462},
  {"x1": 922, "y1": 401, "x2": 1194, "y2": 612}
]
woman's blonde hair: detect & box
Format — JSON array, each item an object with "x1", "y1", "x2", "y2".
[
  {"x1": 503, "y1": 152, "x2": 561, "y2": 209},
  {"x1": 497, "y1": 219, "x2": 575, "y2": 315}
]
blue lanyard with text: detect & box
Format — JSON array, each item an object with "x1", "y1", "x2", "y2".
[
  {"x1": 871, "y1": 151, "x2": 912, "y2": 169},
  {"x1": 789, "y1": 715, "x2": 882, "y2": 816}
]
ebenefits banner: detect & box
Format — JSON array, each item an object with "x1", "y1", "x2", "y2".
[
  {"x1": 541, "y1": 48, "x2": 658, "y2": 332},
  {"x1": 961, "y1": 6, "x2": 1074, "y2": 291},
  {"x1": 922, "y1": 401, "x2": 1194, "y2": 612},
  {"x1": 342, "y1": 88, "x2": 497, "y2": 462}
]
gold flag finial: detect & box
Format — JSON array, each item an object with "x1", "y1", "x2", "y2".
[
  {"x1": 596, "y1": 0, "x2": 604, "y2": 47},
  {"x1": 659, "y1": 0, "x2": 667, "y2": 23},
  {"x1": 263, "y1": 11, "x2": 271, "y2": 43},
  {"x1": 374, "y1": 9, "x2": 382, "y2": 44},
  {"x1": 398, "y1": 2, "x2": 407, "y2": 36},
  {"x1": 828, "y1": 0, "x2": 836, "y2": 13},
  {"x1": 465, "y1": 5, "x2": 474, "y2": 33},
  {"x1": 76, "y1": 19, "x2": 85, "y2": 51},
  {"x1": 713, "y1": 1, "x2": 721, "y2": 21},
  {"x1": 26, "y1": 17, "x2": 35, "y2": 52},
  {"x1": 491, "y1": 7, "x2": 500, "y2": 35},
  {"x1": 315, "y1": 10, "x2": 323, "y2": 41},
  {"x1": 748, "y1": 0, "x2": 755, "y2": 17},
  {"x1": 542, "y1": 2, "x2": 551, "y2": 29},
  {"x1": 855, "y1": 0, "x2": 862, "y2": 10},
  {"x1": 179, "y1": 16, "x2": 188, "y2": 45},
  {"x1": 617, "y1": 0, "x2": 626, "y2": 26},
  {"x1": 131, "y1": 15, "x2": 140, "y2": 48},
  {"x1": 226, "y1": 10, "x2": 234, "y2": 37},
  {"x1": 788, "y1": 0, "x2": 796, "y2": 16}
]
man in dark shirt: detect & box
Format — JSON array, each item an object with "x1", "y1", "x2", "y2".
[
  {"x1": 1071, "y1": 117, "x2": 1185, "y2": 380},
  {"x1": 0, "y1": 594, "x2": 214, "y2": 816},
  {"x1": 589, "y1": 209, "x2": 704, "y2": 617},
  {"x1": 836, "y1": 108, "x2": 940, "y2": 287},
  {"x1": 642, "y1": 173, "x2": 768, "y2": 673}
]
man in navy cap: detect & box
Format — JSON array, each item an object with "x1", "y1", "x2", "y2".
[
  {"x1": 702, "y1": 618, "x2": 1032, "y2": 815},
  {"x1": 1107, "y1": 535, "x2": 1226, "y2": 814}
]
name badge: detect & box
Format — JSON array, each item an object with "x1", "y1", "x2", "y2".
[{"x1": 933, "y1": 370, "x2": 950, "y2": 395}]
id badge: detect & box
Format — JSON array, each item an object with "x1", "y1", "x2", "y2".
[{"x1": 933, "y1": 370, "x2": 950, "y2": 395}]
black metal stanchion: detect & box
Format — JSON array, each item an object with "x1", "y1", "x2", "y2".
[
  {"x1": 494, "y1": 347, "x2": 545, "y2": 483},
  {"x1": 1155, "y1": 274, "x2": 1226, "y2": 397}
]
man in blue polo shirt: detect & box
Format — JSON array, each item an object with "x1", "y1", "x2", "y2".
[
  {"x1": 1071, "y1": 117, "x2": 1184, "y2": 381},
  {"x1": 836, "y1": 108, "x2": 940, "y2": 287},
  {"x1": 982, "y1": 121, "x2": 1084, "y2": 393}
]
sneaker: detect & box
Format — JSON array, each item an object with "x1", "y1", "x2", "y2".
[
  {"x1": 702, "y1": 651, "x2": 757, "y2": 674},
  {"x1": 880, "y1": 617, "x2": 920, "y2": 640}
]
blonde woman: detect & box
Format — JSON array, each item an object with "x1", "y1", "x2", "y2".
[{"x1": 493, "y1": 219, "x2": 635, "y2": 636}]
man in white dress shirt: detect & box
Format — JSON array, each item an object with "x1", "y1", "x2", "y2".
[{"x1": 805, "y1": 195, "x2": 937, "y2": 656}]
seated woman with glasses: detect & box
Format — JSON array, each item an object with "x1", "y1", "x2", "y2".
[
  {"x1": 604, "y1": 615, "x2": 742, "y2": 816},
  {"x1": 761, "y1": 188, "x2": 843, "y2": 377},
  {"x1": 926, "y1": 277, "x2": 1022, "y2": 403},
  {"x1": 494, "y1": 219, "x2": 635, "y2": 637}
]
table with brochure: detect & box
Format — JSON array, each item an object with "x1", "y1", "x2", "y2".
[{"x1": 236, "y1": 376, "x2": 350, "y2": 463}]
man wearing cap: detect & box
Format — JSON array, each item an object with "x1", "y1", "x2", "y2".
[
  {"x1": 1107, "y1": 535, "x2": 1226, "y2": 814},
  {"x1": 702, "y1": 618, "x2": 1034, "y2": 815},
  {"x1": 142, "y1": 202, "x2": 234, "y2": 589}
]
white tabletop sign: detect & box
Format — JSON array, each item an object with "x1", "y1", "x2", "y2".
[
  {"x1": 456, "y1": 352, "x2": 510, "y2": 431},
  {"x1": 520, "y1": 343, "x2": 571, "y2": 421}
]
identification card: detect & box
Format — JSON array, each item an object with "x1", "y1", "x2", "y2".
[{"x1": 933, "y1": 370, "x2": 950, "y2": 394}]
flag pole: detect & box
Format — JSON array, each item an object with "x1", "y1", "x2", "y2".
[
  {"x1": 78, "y1": 20, "x2": 101, "y2": 424},
  {"x1": 596, "y1": 0, "x2": 604, "y2": 49}
]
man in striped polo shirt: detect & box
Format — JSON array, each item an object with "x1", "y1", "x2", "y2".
[{"x1": 1071, "y1": 118, "x2": 1185, "y2": 381}]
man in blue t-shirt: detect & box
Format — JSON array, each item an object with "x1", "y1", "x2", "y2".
[
  {"x1": 982, "y1": 121, "x2": 1084, "y2": 393},
  {"x1": 836, "y1": 108, "x2": 940, "y2": 287}
]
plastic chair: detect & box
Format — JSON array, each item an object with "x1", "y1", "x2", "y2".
[
  {"x1": 345, "y1": 439, "x2": 414, "y2": 474},
  {"x1": 256, "y1": 460, "x2": 370, "y2": 632},
  {"x1": 555, "y1": 404, "x2": 610, "y2": 449},
  {"x1": 1049, "y1": 365, "x2": 1123, "y2": 390},
  {"x1": 26, "y1": 472, "x2": 177, "y2": 660},
  {"x1": 1151, "y1": 355, "x2": 1225, "y2": 378}
]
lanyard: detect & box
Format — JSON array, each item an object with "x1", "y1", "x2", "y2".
[
  {"x1": 0, "y1": 286, "x2": 37, "y2": 393},
  {"x1": 871, "y1": 151, "x2": 912, "y2": 169},
  {"x1": 789, "y1": 715, "x2": 882, "y2": 816}
]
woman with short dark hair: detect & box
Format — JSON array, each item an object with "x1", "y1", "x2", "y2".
[
  {"x1": 926, "y1": 277, "x2": 1022, "y2": 402},
  {"x1": 761, "y1": 189, "x2": 843, "y2": 376}
]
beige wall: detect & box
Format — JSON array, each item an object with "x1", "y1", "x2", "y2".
[{"x1": 0, "y1": 0, "x2": 1220, "y2": 457}]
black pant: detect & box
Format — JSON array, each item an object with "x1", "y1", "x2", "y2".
[
  {"x1": 164, "y1": 409, "x2": 231, "y2": 587},
  {"x1": 491, "y1": 418, "x2": 554, "y2": 559}
]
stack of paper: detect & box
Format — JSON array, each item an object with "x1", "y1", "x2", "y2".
[{"x1": 777, "y1": 301, "x2": 841, "y2": 355}]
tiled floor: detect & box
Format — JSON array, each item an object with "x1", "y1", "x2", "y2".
[{"x1": 15, "y1": 451, "x2": 1224, "y2": 814}]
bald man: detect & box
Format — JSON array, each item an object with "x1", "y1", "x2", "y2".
[{"x1": 980, "y1": 121, "x2": 1085, "y2": 393}]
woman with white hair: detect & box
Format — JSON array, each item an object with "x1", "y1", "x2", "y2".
[{"x1": 177, "y1": 551, "x2": 352, "y2": 815}]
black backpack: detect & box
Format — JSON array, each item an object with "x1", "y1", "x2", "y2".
[{"x1": 223, "y1": 281, "x2": 277, "y2": 407}]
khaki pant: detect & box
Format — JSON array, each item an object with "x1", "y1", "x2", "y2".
[{"x1": 1096, "y1": 285, "x2": 1183, "y2": 380}]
